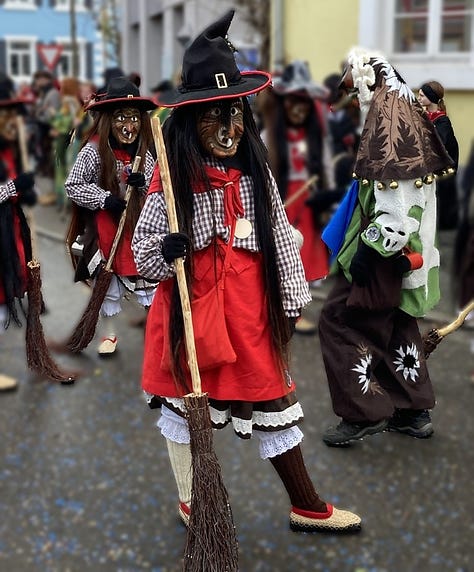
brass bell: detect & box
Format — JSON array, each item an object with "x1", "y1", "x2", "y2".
[
  {"x1": 361, "y1": 179, "x2": 369, "y2": 186},
  {"x1": 377, "y1": 181, "x2": 386, "y2": 190},
  {"x1": 446, "y1": 167, "x2": 455, "y2": 175},
  {"x1": 389, "y1": 180, "x2": 398, "y2": 189},
  {"x1": 423, "y1": 174, "x2": 433, "y2": 184},
  {"x1": 352, "y1": 172, "x2": 358, "y2": 179},
  {"x1": 414, "y1": 179, "x2": 423, "y2": 189}
]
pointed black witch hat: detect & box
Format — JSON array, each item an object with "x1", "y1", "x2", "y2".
[{"x1": 158, "y1": 9, "x2": 271, "y2": 108}]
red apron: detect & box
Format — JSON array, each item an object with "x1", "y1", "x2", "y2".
[
  {"x1": 142, "y1": 243, "x2": 294, "y2": 402},
  {"x1": 285, "y1": 179, "x2": 329, "y2": 281}
]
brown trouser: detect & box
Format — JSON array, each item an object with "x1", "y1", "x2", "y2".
[{"x1": 319, "y1": 274, "x2": 435, "y2": 423}]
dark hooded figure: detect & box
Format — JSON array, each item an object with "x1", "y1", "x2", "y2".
[
  {"x1": 132, "y1": 9, "x2": 361, "y2": 534},
  {"x1": 319, "y1": 48, "x2": 454, "y2": 447}
]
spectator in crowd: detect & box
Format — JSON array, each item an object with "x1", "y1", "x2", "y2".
[
  {"x1": 417, "y1": 81, "x2": 459, "y2": 231},
  {"x1": 32, "y1": 70, "x2": 60, "y2": 190}
]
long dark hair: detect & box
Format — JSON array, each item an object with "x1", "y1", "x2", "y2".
[
  {"x1": 66, "y1": 108, "x2": 154, "y2": 266},
  {"x1": 163, "y1": 97, "x2": 291, "y2": 391},
  {"x1": 0, "y1": 140, "x2": 32, "y2": 327},
  {"x1": 85, "y1": 111, "x2": 154, "y2": 233}
]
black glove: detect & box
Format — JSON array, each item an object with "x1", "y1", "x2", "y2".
[
  {"x1": 104, "y1": 194, "x2": 126, "y2": 214},
  {"x1": 349, "y1": 242, "x2": 378, "y2": 287},
  {"x1": 126, "y1": 172, "x2": 146, "y2": 188},
  {"x1": 13, "y1": 172, "x2": 35, "y2": 193},
  {"x1": 394, "y1": 254, "x2": 412, "y2": 275},
  {"x1": 288, "y1": 317, "x2": 297, "y2": 338},
  {"x1": 17, "y1": 186, "x2": 37, "y2": 206},
  {"x1": 162, "y1": 232, "x2": 190, "y2": 264}
]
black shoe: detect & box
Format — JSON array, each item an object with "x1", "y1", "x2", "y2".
[
  {"x1": 387, "y1": 409, "x2": 433, "y2": 438},
  {"x1": 322, "y1": 419, "x2": 388, "y2": 447}
]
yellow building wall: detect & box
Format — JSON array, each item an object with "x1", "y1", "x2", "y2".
[{"x1": 281, "y1": 0, "x2": 360, "y2": 84}]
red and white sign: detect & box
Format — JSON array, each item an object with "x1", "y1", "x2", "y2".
[{"x1": 37, "y1": 44, "x2": 63, "y2": 71}]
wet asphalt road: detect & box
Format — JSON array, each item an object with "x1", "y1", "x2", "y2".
[{"x1": 0, "y1": 202, "x2": 473, "y2": 572}]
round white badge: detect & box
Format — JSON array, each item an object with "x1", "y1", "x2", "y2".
[{"x1": 234, "y1": 218, "x2": 253, "y2": 239}]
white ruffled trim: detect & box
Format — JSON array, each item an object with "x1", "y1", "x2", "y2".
[
  {"x1": 157, "y1": 406, "x2": 190, "y2": 444},
  {"x1": 251, "y1": 402, "x2": 304, "y2": 428},
  {"x1": 156, "y1": 399, "x2": 303, "y2": 445},
  {"x1": 255, "y1": 426, "x2": 304, "y2": 459}
]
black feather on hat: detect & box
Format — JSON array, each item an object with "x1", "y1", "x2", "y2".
[
  {"x1": 158, "y1": 9, "x2": 271, "y2": 108},
  {"x1": 86, "y1": 76, "x2": 157, "y2": 112}
]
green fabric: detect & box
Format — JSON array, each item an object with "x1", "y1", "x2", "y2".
[{"x1": 332, "y1": 179, "x2": 440, "y2": 318}]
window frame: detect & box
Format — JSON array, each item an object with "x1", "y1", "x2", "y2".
[
  {"x1": 360, "y1": 0, "x2": 474, "y2": 89},
  {"x1": 54, "y1": 0, "x2": 88, "y2": 12},
  {"x1": 4, "y1": 35, "x2": 37, "y2": 85},
  {"x1": 55, "y1": 36, "x2": 87, "y2": 80}
]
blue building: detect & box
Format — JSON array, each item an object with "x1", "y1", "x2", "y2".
[{"x1": 0, "y1": 0, "x2": 116, "y2": 88}]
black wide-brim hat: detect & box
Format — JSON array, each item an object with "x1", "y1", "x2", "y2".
[
  {"x1": 158, "y1": 9, "x2": 271, "y2": 108},
  {"x1": 0, "y1": 78, "x2": 31, "y2": 114},
  {"x1": 87, "y1": 77, "x2": 157, "y2": 112},
  {"x1": 272, "y1": 61, "x2": 329, "y2": 100}
]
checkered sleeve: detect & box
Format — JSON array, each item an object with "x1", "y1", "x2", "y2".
[
  {"x1": 65, "y1": 143, "x2": 110, "y2": 210},
  {"x1": 0, "y1": 180, "x2": 17, "y2": 203},
  {"x1": 132, "y1": 190, "x2": 176, "y2": 282},
  {"x1": 269, "y1": 172, "x2": 312, "y2": 316}
]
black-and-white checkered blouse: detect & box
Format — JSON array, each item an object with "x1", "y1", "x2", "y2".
[{"x1": 132, "y1": 157, "x2": 311, "y2": 317}]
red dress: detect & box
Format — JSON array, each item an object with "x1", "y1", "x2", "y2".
[
  {"x1": 0, "y1": 148, "x2": 27, "y2": 305},
  {"x1": 284, "y1": 127, "x2": 329, "y2": 281}
]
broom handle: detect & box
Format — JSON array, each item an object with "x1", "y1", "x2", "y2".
[
  {"x1": 283, "y1": 174, "x2": 318, "y2": 208},
  {"x1": 437, "y1": 299, "x2": 474, "y2": 337},
  {"x1": 16, "y1": 114, "x2": 38, "y2": 261},
  {"x1": 151, "y1": 116, "x2": 202, "y2": 395},
  {"x1": 104, "y1": 155, "x2": 142, "y2": 272}
]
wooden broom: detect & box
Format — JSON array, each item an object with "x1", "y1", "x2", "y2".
[
  {"x1": 423, "y1": 299, "x2": 474, "y2": 358},
  {"x1": 283, "y1": 174, "x2": 318, "y2": 209},
  {"x1": 66, "y1": 155, "x2": 142, "y2": 352},
  {"x1": 16, "y1": 115, "x2": 75, "y2": 384},
  {"x1": 151, "y1": 116, "x2": 238, "y2": 572}
]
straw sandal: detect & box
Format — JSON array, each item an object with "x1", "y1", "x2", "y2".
[
  {"x1": 97, "y1": 336, "x2": 118, "y2": 356},
  {"x1": 289, "y1": 504, "x2": 361, "y2": 533},
  {"x1": 178, "y1": 501, "x2": 190, "y2": 526}
]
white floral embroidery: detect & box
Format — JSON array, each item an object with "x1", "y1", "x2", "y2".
[
  {"x1": 352, "y1": 352, "x2": 373, "y2": 394},
  {"x1": 393, "y1": 343, "x2": 420, "y2": 382}
]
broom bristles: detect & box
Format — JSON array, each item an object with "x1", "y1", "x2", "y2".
[
  {"x1": 66, "y1": 267, "x2": 113, "y2": 353},
  {"x1": 26, "y1": 261, "x2": 75, "y2": 383},
  {"x1": 183, "y1": 393, "x2": 239, "y2": 572}
]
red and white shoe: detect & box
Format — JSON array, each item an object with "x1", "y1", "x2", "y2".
[
  {"x1": 178, "y1": 501, "x2": 190, "y2": 527},
  {"x1": 289, "y1": 504, "x2": 361, "y2": 533},
  {"x1": 97, "y1": 336, "x2": 118, "y2": 356}
]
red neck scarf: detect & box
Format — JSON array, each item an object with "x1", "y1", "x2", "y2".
[
  {"x1": 149, "y1": 164, "x2": 244, "y2": 227},
  {"x1": 427, "y1": 110, "x2": 446, "y2": 122}
]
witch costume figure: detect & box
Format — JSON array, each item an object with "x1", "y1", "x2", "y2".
[
  {"x1": 65, "y1": 77, "x2": 157, "y2": 356},
  {"x1": 260, "y1": 61, "x2": 330, "y2": 335},
  {"x1": 132, "y1": 10, "x2": 361, "y2": 533},
  {"x1": 0, "y1": 76, "x2": 70, "y2": 387},
  {"x1": 319, "y1": 48, "x2": 454, "y2": 447},
  {"x1": 0, "y1": 78, "x2": 36, "y2": 391}
]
